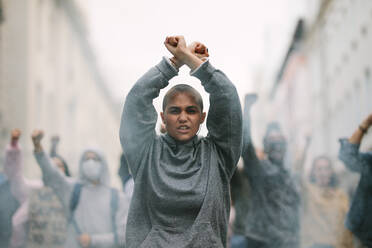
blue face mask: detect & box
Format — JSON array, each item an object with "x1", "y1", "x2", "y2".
[{"x1": 82, "y1": 159, "x2": 102, "y2": 182}]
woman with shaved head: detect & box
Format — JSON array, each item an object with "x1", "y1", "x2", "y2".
[{"x1": 120, "y1": 35, "x2": 242, "y2": 247}]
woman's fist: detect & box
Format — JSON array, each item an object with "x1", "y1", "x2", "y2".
[
  {"x1": 164, "y1": 36, "x2": 188, "y2": 60},
  {"x1": 189, "y1": 42, "x2": 209, "y2": 59}
]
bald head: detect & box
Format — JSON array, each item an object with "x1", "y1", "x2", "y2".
[{"x1": 162, "y1": 84, "x2": 204, "y2": 112}]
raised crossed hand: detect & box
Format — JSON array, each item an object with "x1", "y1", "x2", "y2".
[{"x1": 164, "y1": 36, "x2": 209, "y2": 70}]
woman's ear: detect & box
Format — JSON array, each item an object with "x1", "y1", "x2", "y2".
[
  {"x1": 160, "y1": 112, "x2": 166, "y2": 124},
  {"x1": 200, "y1": 112, "x2": 206, "y2": 124}
]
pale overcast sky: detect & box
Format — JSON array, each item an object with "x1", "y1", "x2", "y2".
[{"x1": 77, "y1": 0, "x2": 306, "y2": 100}]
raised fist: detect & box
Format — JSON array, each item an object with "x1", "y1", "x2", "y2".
[
  {"x1": 10, "y1": 129, "x2": 21, "y2": 147},
  {"x1": 188, "y1": 41, "x2": 209, "y2": 59},
  {"x1": 31, "y1": 130, "x2": 44, "y2": 147},
  {"x1": 164, "y1": 36, "x2": 187, "y2": 59}
]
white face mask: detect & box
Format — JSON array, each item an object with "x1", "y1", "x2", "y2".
[{"x1": 82, "y1": 159, "x2": 102, "y2": 182}]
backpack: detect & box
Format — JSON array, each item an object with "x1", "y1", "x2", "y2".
[{"x1": 69, "y1": 183, "x2": 119, "y2": 245}]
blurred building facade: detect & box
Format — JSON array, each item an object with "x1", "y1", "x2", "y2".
[
  {"x1": 252, "y1": 0, "x2": 372, "y2": 170},
  {"x1": 0, "y1": 0, "x2": 122, "y2": 187}
]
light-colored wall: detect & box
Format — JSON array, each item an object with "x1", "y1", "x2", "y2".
[
  {"x1": 260, "y1": 0, "x2": 372, "y2": 171},
  {"x1": 0, "y1": 0, "x2": 122, "y2": 188}
]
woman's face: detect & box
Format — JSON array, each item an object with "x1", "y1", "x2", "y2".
[
  {"x1": 313, "y1": 158, "x2": 333, "y2": 187},
  {"x1": 161, "y1": 92, "x2": 206, "y2": 142},
  {"x1": 52, "y1": 157, "x2": 65, "y2": 174}
]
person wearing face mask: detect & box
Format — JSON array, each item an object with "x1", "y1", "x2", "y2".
[
  {"x1": 120, "y1": 36, "x2": 242, "y2": 248},
  {"x1": 230, "y1": 94, "x2": 300, "y2": 248},
  {"x1": 32, "y1": 130, "x2": 128, "y2": 248},
  {"x1": 298, "y1": 155, "x2": 354, "y2": 248}
]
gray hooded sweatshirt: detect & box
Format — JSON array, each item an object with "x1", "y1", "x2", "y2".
[
  {"x1": 34, "y1": 149, "x2": 128, "y2": 248},
  {"x1": 119, "y1": 58, "x2": 242, "y2": 248}
]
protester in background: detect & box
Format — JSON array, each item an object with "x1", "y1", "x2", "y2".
[
  {"x1": 120, "y1": 36, "x2": 242, "y2": 247},
  {"x1": 230, "y1": 93, "x2": 300, "y2": 248},
  {"x1": 0, "y1": 165, "x2": 19, "y2": 248},
  {"x1": 3, "y1": 129, "x2": 43, "y2": 248},
  {"x1": 32, "y1": 130, "x2": 127, "y2": 248},
  {"x1": 300, "y1": 155, "x2": 354, "y2": 248},
  {"x1": 339, "y1": 112, "x2": 372, "y2": 248},
  {"x1": 26, "y1": 134, "x2": 72, "y2": 248}
]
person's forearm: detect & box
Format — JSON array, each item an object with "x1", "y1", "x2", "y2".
[
  {"x1": 177, "y1": 50, "x2": 203, "y2": 71},
  {"x1": 34, "y1": 143, "x2": 43, "y2": 153},
  {"x1": 191, "y1": 60, "x2": 242, "y2": 177},
  {"x1": 34, "y1": 151, "x2": 71, "y2": 207},
  {"x1": 120, "y1": 58, "x2": 177, "y2": 178},
  {"x1": 349, "y1": 119, "x2": 369, "y2": 144}
]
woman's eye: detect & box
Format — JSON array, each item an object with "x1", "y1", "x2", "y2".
[{"x1": 169, "y1": 109, "x2": 180, "y2": 114}]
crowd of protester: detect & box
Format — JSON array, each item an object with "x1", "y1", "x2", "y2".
[{"x1": 0, "y1": 35, "x2": 371, "y2": 248}]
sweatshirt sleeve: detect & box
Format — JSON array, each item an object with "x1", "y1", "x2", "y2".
[
  {"x1": 119, "y1": 57, "x2": 178, "y2": 179},
  {"x1": 34, "y1": 151, "x2": 73, "y2": 208},
  {"x1": 10, "y1": 200, "x2": 29, "y2": 248},
  {"x1": 90, "y1": 193, "x2": 128, "y2": 247},
  {"x1": 191, "y1": 60, "x2": 242, "y2": 179},
  {"x1": 338, "y1": 138, "x2": 372, "y2": 173},
  {"x1": 4, "y1": 145, "x2": 28, "y2": 204}
]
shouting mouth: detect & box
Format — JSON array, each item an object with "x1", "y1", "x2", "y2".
[{"x1": 177, "y1": 125, "x2": 190, "y2": 133}]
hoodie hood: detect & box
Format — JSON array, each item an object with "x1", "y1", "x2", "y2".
[{"x1": 78, "y1": 148, "x2": 110, "y2": 186}]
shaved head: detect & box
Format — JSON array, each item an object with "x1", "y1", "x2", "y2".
[{"x1": 162, "y1": 84, "x2": 203, "y2": 112}]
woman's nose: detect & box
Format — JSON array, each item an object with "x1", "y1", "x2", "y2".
[{"x1": 178, "y1": 111, "x2": 187, "y2": 122}]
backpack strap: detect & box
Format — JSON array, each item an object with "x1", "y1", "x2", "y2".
[
  {"x1": 110, "y1": 188, "x2": 119, "y2": 245},
  {"x1": 69, "y1": 183, "x2": 83, "y2": 234}
]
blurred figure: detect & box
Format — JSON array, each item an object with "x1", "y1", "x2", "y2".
[
  {"x1": 3, "y1": 129, "x2": 43, "y2": 248},
  {"x1": 32, "y1": 130, "x2": 127, "y2": 248},
  {"x1": 338, "y1": 112, "x2": 372, "y2": 248},
  {"x1": 230, "y1": 94, "x2": 300, "y2": 248},
  {"x1": 300, "y1": 155, "x2": 354, "y2": 248},
  {"x1": 0, "y1": 163, "x2": 19, "y2": 248},
  {"x1": 27, "y1": 135, "x2": 71, "y2": 248}
]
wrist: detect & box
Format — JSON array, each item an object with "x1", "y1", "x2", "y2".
[
  {"x1": 34, "y1": 143, "x2": 43, "y2": 153},
  {"x1": 170, "y1": 57, "x2": 184, "y2": 69},
  {"x1": 182, "y1": 52, "x2": 203, "y2": 71}
]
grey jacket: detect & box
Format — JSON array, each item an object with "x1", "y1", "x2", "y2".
[
  {"x1": 119, "y1": 58, "x2": 242, "y2": 248},
  {"x1": 231, "y1": 96, "x2": 300, "y2": 248},
  {"x1": 34, "y1": 149, "x2": 128, "y2": 248}
]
